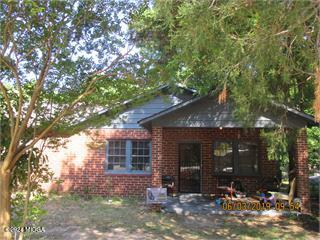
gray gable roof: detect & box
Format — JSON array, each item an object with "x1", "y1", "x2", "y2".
[
  {"x1": 102, "y1": 95, "x2": 187, "y2": 129},
  {"x1": 100, "y1": 85, "x2": 195, "y2": 129},
  {"x1": 138, "y1": 95, "x2": 318, "y2": 129}
]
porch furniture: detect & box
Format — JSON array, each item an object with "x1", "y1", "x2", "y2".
[{"x1": 162, "y1": 175, "x2": 175, "y2": 196}]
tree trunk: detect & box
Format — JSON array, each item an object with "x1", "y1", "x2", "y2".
[
  {"x1": 18, "y1": 148, "x2": 33, "y2": 240},
  {"x1": 288, "y1": 143, "x2": 296, "y2": 201},
  {"x1": 288, "y1": 177, "x2": 296, "y2": 203},
  {"x1": 0, "y1": 166, "x2": 12, "y2": 240}
]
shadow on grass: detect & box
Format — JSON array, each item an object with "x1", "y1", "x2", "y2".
[
  {"x1": 293, "y1": 214, "x2": 320, "y2": 232},
  {"x1": 29, "y1": 194, "x2": 319, "y2": 240}
]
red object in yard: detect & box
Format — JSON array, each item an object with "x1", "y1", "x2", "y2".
[
  {"x1": 162, "y1": 176, "x2": 175, "y2": 196},
  {"x1": 217, "y1": 182, "x2": 236, "y2": 200}
]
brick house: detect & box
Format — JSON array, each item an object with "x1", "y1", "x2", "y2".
[{"x1": 45, "y1": 86, "x2": 317, "y2": 212}]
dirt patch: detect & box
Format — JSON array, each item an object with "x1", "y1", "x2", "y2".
[{"x1": 27, "y1": 194, "x2": 319, "y2": 240}]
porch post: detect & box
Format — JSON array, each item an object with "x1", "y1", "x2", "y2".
[
  {"x1": 151, "y1": 127, "x2": 163, "y2": 187},
  {"x1": 294, "y1": 128, "x2": 311, "y2": 214}
]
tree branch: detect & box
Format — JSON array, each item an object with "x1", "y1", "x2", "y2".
[
  {"x1": 0, "y1": 82, "x2": 14, "y2": 137},
  {"x1": 9, "y1": 46, "x2": 133, "y2": 170},
  {"x1": 1, "y1": 2, "x2": 14, "y2": 55},
  {"x1": 15, "y1": 42, "x2": 53, "y2": 143},
  {"x1": 0, "y1": 46, "x2": 24, "y2": 143},
  {"x1": 9, "y1": 67, "x2": 119, "y2": 171},
  {"x1": 9, "y1": 88, "x2": 94, "y2": 170}
]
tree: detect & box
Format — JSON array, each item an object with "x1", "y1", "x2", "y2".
[
  {"x1": 0, "y1": 1, "x2": 152, "y2": 239},
  {"x1": 133, "y1": 0, "x2": 319, "y2": 113},
  {"x1": 132, "y1": 0, "x2": 319, "y2": 158},
  {"x1": 131, "y1": 0, "x2": 320, "y2": 204},
  {"x1": 307, "y1": 126, "x2": 320, "y2": 172}
]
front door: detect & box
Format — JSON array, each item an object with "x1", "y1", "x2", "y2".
[{"x1": 179, "y1": 143, "x2": 201, "y2": 193}]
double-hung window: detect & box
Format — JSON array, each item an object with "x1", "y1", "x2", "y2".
[
  {"x1": 213, "y1": 141, "x2": 259, "y2": 175},
  {"x1": 106, "y1": 140, "x2": 151, "y2": 173}
]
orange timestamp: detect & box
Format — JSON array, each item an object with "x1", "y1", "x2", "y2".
[{"x1": 222, "y1": 201, "x2": 301, "y2": 211}]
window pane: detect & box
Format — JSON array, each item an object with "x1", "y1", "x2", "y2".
[
  {"x1": 143, "y1": 148, "x2": 149, "y2": 155},
  {"x1": 238, "y1": 142, "x2": 258, "y2": 175},
  {"x1": 132, "y1": 148, "x2": 137, "y2": 155},
  {"x1": 107, "y1": 140, "x2": 126, "y2": 171},
  {"x1": 214, "y1": 141, "x2": 233, "y2": 173},
  {"x1": 131, "y1": 141, "x2": 151, "y2": 171}
]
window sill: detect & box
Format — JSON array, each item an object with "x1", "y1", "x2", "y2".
[{"x1": 105, "y1": 171, "x2": 152, "y2": 176}]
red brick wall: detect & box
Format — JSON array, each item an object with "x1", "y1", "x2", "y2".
[
  {"x1": 159, "y1": 127, "x2": 279, "y2": 195},
  {"x1": 294, "y1": 128, "x2": 310, "y2": 213},
  {"x1": 44, "y1": 129, "x2": 152, "y2": 196},
  {"x1": 151, "y1": 127, "x2": 163, "y2": 187},
  {"x1": 45, "y1": 127, "x2": 281, "y2": 197}
]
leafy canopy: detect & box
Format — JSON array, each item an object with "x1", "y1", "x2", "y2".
[
  {"x1": 133, "y1": 0, "x2": 317, "y2": 119},
  {"x1": 132, "y1": 0, "x2": 319, "y2": 166},
  {"x1": 0, "y1": 0, "x2": 158, "y2": 165}
]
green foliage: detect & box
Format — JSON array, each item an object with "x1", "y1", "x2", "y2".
[
  {"x1": 0, "y1": 2, "x2": 159, "y2": 233},
  {"x1": 0, "y1": 0, "x2": 153, "y2": 142},
  {"x1": 49, "y1": 178, "x2": 64, "y2": 195},
  {"x1": 133, "y1": 0, "x2": 316, "y2": 116},
  {"x1": 11, "y1": 192, "x2": 48, "y2": 227},
  {"x1": 9, "y1": 147, "x2": 52, "y2": 231},
  {"x1": 10, "y1": 148, "x2": 54, "y2": 193},
  {"x1": 307, "y1": 127, "x2": 320, "y2": 171},
  {"x1": 132, "y1": 0, "x2": 319, "y2": 168},
  {"x1": 1, "y1": 91, "x2": 54, "y2": 192},
  {"x1": 261, "y1": 129, "x2": 290, "y2": 170}
]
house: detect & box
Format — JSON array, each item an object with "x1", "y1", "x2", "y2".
[{"x1": 44, "y1": 85, "x2": 317, "y2": 213}]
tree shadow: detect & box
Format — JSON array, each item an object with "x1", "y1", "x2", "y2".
[
  {"x1": 30, "y1": 196, "x2": 319, "y2": 240},
  {"x1": 44, "y1": 129, "x2": 152, "y2": 196}
]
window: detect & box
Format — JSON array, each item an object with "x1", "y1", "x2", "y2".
[
  {"x1": 213, "y1": 141, "x2": 234, "y2": 173},
  {"x1": 238, "y1": 142, "x2": 259, "y2": 175},
  {"x1": 131, "y1": 141, "x2": 151, "y2": 171},
  {"x1": 213, "y1": 141, "x2": 259, "y2": 175},
  {"x1": 106, "y1": 140, "x2": 151, "y2": 173},
  {"x1": 107, "y1": 140, "x2": 126, "y2": 171}
]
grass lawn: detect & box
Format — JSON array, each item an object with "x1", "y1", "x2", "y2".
[{"x1": 27, "y1": 194, "x2": 319, "y2": 240}]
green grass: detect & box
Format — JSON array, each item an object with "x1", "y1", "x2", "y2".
[{"x1": 27, "y1": 194, "x2": 319, "y2": 240}]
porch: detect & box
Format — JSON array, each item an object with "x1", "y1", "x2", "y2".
[{"x1": 149, "y1": 127, "x2": 311, "y2": 211}]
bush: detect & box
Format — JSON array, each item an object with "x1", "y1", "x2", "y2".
[
  {"x1": 11, "y1": 148, "x2": 54, "y2": 193},
  {"x1": 10, "y1": 147, "x2": 53, "y2": 227},
  {"x1": 11, "y1": 192, "x2": 48, "y2": 227}
]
